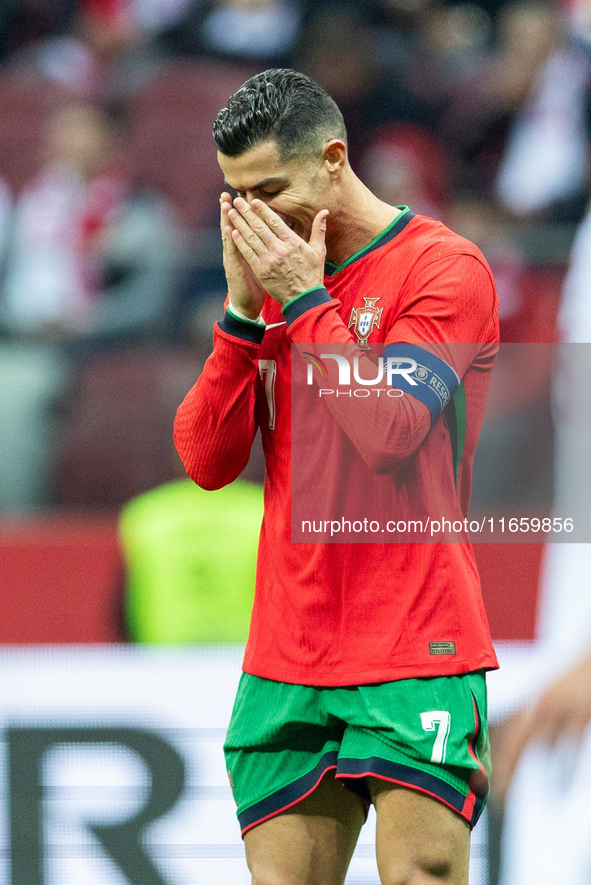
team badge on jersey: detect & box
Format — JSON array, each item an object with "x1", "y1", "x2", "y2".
[{"x1": 348, "y1": 297, "x2": 383, "y2": 349}]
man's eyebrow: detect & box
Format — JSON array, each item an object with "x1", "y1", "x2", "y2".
[{"x1": 223, "y1": 176, "x2": 287, "y2": 192}]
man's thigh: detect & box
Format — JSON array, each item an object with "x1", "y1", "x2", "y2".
[
  {"x1": 244, "y1": 770, "x2": 365, "y2": 885},
  {"x1": 369, "y1": 779, "x2": 470, "y2": 885},
  {"x1": 335, "y1": 670, "x2": 491, "y2": 831},
  {"x1": 224, "y1": 674, "x2": 367, "y2": 884},
  {"x1": 332, "y1": 670, "x2": 490, "y2": 883}
]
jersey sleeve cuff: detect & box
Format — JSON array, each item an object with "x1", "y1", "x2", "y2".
[
  {"x1": 281, "y1": 287, "x2": 332, "y2": 326},
  {"x1": 219, "y1": 310, "x2": 265, "y2": 344},
  {"x1": 227, "y1": 302, "x2": 266, "y2": 327}
]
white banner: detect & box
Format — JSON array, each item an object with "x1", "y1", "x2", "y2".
[{"x1": 0, "y1": 644, "x2": 538, "y2": 885}]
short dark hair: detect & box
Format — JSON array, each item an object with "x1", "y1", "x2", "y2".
[{"x1": 213, "y1": 69, "x2": 347, "y2": 161}]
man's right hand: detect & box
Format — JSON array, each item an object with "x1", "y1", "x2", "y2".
[{"x1": 220, "y1": 192, "x2": 267, "y2": 320}]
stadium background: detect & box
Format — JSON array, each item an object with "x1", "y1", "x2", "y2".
[{"x1": 0, "y1": 0, "x2": 589, "y2": 881}]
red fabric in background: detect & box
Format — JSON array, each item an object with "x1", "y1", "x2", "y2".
[
  {"x1": 474, "y1": 544, "x2": 542, "y2": 640},
  {"x1": 80, "y1": 0, "x2": 128, "y2": 24},
  {"x1": 0, "y1": 517, "x2": 123, "y2": 644}
]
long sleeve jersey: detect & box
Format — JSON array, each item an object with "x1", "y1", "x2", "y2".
[{"x1": 175, "y1": 209, "x2": 500, "y2": 685}]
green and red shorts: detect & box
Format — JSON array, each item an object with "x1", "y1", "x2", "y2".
[{"x1": 224, "y1": 670, "x2": 490, "y2": 837}]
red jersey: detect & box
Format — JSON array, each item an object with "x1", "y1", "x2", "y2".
[{"x1": 174, "y1": 209, "x2": 500, "y2": 685}]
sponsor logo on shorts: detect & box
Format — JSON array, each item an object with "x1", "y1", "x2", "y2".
[{"x1": 429, "y1": 641, "x2": 456, "y2": 655}]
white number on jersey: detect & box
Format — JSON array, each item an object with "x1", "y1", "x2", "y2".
[
  {"x1": 420, "y1": 710, "x2": 451, "y2": 764},
  {"x1": 258, "y1": 359, "x2": 277, "y2": 430}
]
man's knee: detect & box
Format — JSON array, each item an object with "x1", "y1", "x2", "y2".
[
  {"x1": 379, "y1": 854, "x2": 457, "y2": 885},
  {"x1": 249, "y1": 856, "x2": 293, "y2": 885},
  {"x1": 249, "y1": 857, "x2": 346, "y2": 885},
  {"x1": 371, "y1": 781, "x2": 469, "y2": 885},
  {"x1": 251, "y1": 873, "x2": 288, "y2": 885},
  {"x1": 250, "y1": 866, "x2": 335, "y2": 885}
]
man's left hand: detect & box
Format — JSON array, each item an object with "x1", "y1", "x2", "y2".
[
  {"x1": 227, "y1": 197, "x2": 328, "y2": 307},
  {"x1": 491, "y1": 650, "x2": 591, "y2": 801}
]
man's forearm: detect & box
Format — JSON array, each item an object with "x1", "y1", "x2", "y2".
[{"x1": 174, "y1": 323, "x2": 260, "y2": 490}]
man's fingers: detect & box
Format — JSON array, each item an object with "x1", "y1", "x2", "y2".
[
  {"x1": 309, "y1": 209, "x2": 329, "y2": 255},
  {"x1": 493, "y1": 708, "x2": 539, "y2": 798},
  {"x1": 221, "y1": 204, "x2": 237, "y2": 250},
  {"x1": 220, "y1": 194, "x2": 234, "y2": 241},
  {"x1": 250, "y1": 199, "x2": 295, "y2": 241},
  {"x1": 232, "y1": 197, "x2": 277, "y2": 246},
  {"x1": 544, "y1": 705, "x2": 587, "y2": 750},
  {"x1": 231, "y1": 227, "x2": 263, "y2": 274},
  {"x1": 228, "y1": 205, "x2": 268, "y2": 255},
  {"x1": 494, "y1": 694, "x2": 582, "y2": 799},
  {"x1": 223, "y1": 223, "x2": 238, "y2": 254}
]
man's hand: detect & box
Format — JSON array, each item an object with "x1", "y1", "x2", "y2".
[
  {"x1": 227, "y1": 197, "x2": 328, "y2": 307},
  {"x1": 220, "y1": 192, "x2": 266, "y2": 320},
  {"x1": 491, "y1": 650, "x2": 591, "y2": 801}
]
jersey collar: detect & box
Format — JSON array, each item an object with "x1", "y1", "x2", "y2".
[{"x1": 324, "y1": 206, "x2": 413, "y2": 277}]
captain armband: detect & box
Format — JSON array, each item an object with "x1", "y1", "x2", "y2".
[{"x1": 383, "y1": 343, "x2": 460, "y2": 425}]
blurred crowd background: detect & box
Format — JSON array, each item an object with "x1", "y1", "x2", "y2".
[
  {"x1": 0, "y1": 0, "x2": 588, "y2": 519},
  {"x1": 2, "y1": 2, "x2": 591, "y2": 882}
]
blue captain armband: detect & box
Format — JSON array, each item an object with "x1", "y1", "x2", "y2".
[{"x1": 383, "y1": 343, "x2": 460, "y2": 424}]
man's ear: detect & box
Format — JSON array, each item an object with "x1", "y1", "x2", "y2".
[{"x1": 321, "y1": 139, "x2": 347, "y2": 177}]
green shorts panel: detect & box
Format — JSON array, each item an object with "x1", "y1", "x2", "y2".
[{"x1": 224, "y1": 670, "x2": 490, "y2": 835}]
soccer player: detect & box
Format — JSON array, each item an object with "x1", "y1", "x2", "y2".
[{"x1": 174, "y1": 69, "x2": 499, "y2": 885}]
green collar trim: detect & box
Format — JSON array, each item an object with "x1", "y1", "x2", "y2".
[{"x1": 324, "y1": 206, "x2": 411, "y2": 277}]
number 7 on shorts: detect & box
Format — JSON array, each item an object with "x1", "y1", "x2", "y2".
[{"x1": 421, "y1": 710, "x2": 451, "y2": 763}]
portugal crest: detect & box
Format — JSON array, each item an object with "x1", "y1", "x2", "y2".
[{"x1": 348, "y1": 297, "x2": 383, "y2": 349}]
